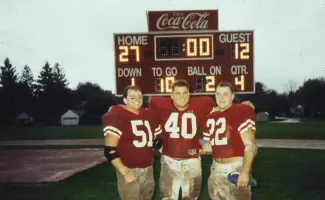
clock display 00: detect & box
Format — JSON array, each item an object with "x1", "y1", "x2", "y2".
[{"x1": 155, "y1": 34, "x2": 213, "y2": 60}]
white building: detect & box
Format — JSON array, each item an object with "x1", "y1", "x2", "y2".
[
  {"x1": 256, "y1": 112, "x2": 270, "y2": 122},
  {"x1": 60, "y1": 109, "x2": 84, "y2": 126},
  {"x1": 290, "y1": 105, "x2": 304, "y2": 116}
]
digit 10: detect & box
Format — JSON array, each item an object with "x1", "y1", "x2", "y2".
[
  {"x1": 154, "y1": 77, "x2": 175, "y2": 93},
  {"x1": 119, "y1": 46, "x2": 140, "y2": 62}
]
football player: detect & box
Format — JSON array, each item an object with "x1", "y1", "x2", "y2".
[
  {"x1": 203, "y1": 82, "x2": 257, "y2": 200},
  {"x1": 149, "y1": 80, "x2": 215, "y2": 200},
  {"x1": 102, "y1": 86, "x2": 162, "y2": 200}
]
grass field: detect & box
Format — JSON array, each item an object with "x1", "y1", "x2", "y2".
[
  {"x1": 256, "y1": 121, "x2": 325, "y2": 140},
  {"x1": 1, "y1": 120, "x2": 325, "y2": 140},
  {"x1": 1, "y1": 148, "x2": 325, "y2": 200}
]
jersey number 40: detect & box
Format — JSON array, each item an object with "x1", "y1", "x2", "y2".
[{"x1": 165, "y1": 112, "x2": 197, "y2": 139}]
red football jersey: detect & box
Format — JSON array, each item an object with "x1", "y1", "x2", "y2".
[
  {"x1": 149, "y1": 96, "x2": 215, "y2": 158},
  {"x1": 203, "y1": 104, "x2": 256, "y2": 159},
  {"x1": 102, "y1": 105, "x2": 161, "y2": 168}
]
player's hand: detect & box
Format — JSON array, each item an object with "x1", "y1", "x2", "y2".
[
  {"x1": 241, "y1": 101, "x2": 255, "y2": 109},
  {"x1": 124, "y1": 172, "x2": 137, "y2": 184},
  {"x1": 237, "y1": 172, "x2": 249, "y2": 188},
  {"x1": 200, "y1": 142, "x2": 212, "y2": 155}
]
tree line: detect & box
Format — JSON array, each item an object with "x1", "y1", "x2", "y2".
[
  {"x1": 1, "y1": 57, "x2": 325, "y2": 126},
  {"x1": 238, "y1": 79, "x2": 325, "y2": 119},
  {"x1": 0, "y1": 58, "x2": 117, "y2": 126}
]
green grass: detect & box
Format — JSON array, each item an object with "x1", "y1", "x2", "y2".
[
  {"x1": 1, "y1": 148, "x2": 325, "y2": 200},
  {"x1": 255, "y1": 121, "x2": 325, "y2": 140},
  {"x1": 1, "y1": 121, "x2": 325, "y2": 140}
]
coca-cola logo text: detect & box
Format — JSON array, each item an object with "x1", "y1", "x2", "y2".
[{"x1": 156, "y1": 12, "x2": 210, "y2": 30}]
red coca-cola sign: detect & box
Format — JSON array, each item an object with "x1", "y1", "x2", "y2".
[{"x1": 147, "y1": 10, "x2": 218, "y2": 32}]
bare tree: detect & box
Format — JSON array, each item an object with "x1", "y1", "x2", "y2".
[{"x1": 284, "y1": 80, "x2": 298, "y2": 94}]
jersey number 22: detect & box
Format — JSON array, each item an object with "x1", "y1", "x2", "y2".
[{"x1": 206, "y1": 117, "x2": 227, "y2": 145}]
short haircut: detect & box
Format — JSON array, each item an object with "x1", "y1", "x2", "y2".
[
  {"x1": 216, "y1": 82, "x2": 235, "y2": 93},
  {"x1": 123, "y1": 85, "x2": 143, "y2": 98},
  {"x1": 171, "y1": 79, "x2": 189, "y2": 92}
]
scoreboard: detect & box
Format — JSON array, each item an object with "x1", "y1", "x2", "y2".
[{"x1": 114, "y1": 10, "x2": 254, "y2": 96}]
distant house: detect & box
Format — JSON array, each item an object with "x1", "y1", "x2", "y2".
[
  {"x1": 60, "y1": 109, "x2": 85, "y2": 126},
  {"x1": 16, "y1": 112, "x2": 34, "y2": 125},
  {"x1": 290, "y1": 105, "x2": 304, "y2": 116},
  {"x1": 256, "y1": 112, "x2": 270, "y2": 122}
]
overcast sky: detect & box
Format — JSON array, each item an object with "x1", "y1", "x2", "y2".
[{"x1": 0, "y1": 0, "x2": 324, "y2": 94}]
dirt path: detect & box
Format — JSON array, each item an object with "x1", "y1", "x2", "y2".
[
  {"x1": 0, "y1": 148, "x2": 106, "y2": 182},
  {"x1": 256, "y1": 139, "x2": 325, "y2": 150},
  {"x1": 0, "y1": 139, "x2": 325, "y2": 150}
]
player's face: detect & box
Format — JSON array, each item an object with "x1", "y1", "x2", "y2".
[
  {"x1": 171, "y1": 86, "x2": 190, "y2": 110},
  {"x1": 124, "y1": 89, "x2": 143, "y2": 112},
  {"x1": 215, "y1": 86, "x2": 235, "y2": 110}
]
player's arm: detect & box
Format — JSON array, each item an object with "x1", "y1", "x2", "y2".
[
  {"x1": 213, "y1": 101, "x2": 255, "y2": 112},
  {"x1": 104, "y1": 134, "x2": 124, "y2": 171},
  {"x1": 237, "y1": 128, "x2": 257, "y2": 188},
  {"x1": 241, "y1": 101, "x2": 255, "y2": 109},
  {"x1": 148, "y1": 109, "x2": 163, "y2": 151},
  {"x1": 194, "y1": 96, "x2": 216, "y2": 115},
  {"x1": 148, "y1": 96, "x2": 170, "y2": 111},
  {"x1": 200, "y1": 139, "x2": 212, "y2": 155},
  {"x1": 104, "y1": 134, "x2": 137, "y2": 184},
  {"x1": 235, "y1": 105, "x2": 257, "y2": 188},
  {"x1": 102, "y1": 112, "x2": 137, "y2": 184},
  {"x1": 200, "y1": 117, "x2": 213, "y2": 155},
  {"x1": 153, "y1": 124, "x2": 163, "y2": 150},
  {"x1": 152, "y1": 120, "x2": 163, "y2": 151}
]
